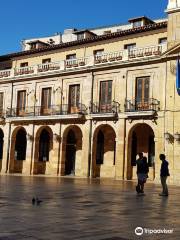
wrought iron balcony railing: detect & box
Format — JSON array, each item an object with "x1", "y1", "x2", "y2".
[
  {"x1": 124, "y1": 98, "x2": 160, "y2": 112},
  {"x1": 89, "y1": 101, "x2": 120, "y2": 114},
  {"x1": 6, "y1": 104, "x2": 87, "y2": 118},
  {"x1": 0, "y1": 44, "x2": 167, "y2": 80}
]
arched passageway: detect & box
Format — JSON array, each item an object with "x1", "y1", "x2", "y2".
[
  {"x1": 127, "y1": 123, "x2": 155, "y2": 180},
  {"x1": 92, "y1": 125, "x2": 116, "y2": 178},
  {"x1": 33, "y1": 127, "x2": 53, "y2": 174},
  {"x1": 10, "y1": 128, "x2": 27, "y2": 173},
  {"x1": 61, "y1": 126, "x2": 82, "y2": 176}
]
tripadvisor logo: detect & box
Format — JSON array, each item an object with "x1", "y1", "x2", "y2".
[
  {"x1": 135, "y1": 227, "x2": 143, "y2": 236},
  {"x1": 135, "y1": 227, "x2": 174, "y2": 236}
]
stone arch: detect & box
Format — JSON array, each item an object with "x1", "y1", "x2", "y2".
[
  {"x1": 92, "y1": 124, "x2": 116, "y2": 178},
  {"x1": 9, "y1": 127, "x2": 27, "y2": 173},
  {"x1": 61, "y1": 125, "x2": 83, "y2": 176},
  {"x1": 33, "y1": 126, "x2": 53, "y2": 174},
  {"x1": 127, "y1": 123, "x2": 155, "y2": 180},
  {"x1": 0, "y1": 128, "x2": 4, "y2": 171}
]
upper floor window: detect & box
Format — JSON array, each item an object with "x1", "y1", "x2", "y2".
[
  {"x1": 30, "y1": 43, "x2": 37, "y2": 50},
  {"x1": 94, "y1": 49, "x2": 104, "y2": 56},
  {"x1": 135, "y1": 77, "x2": 150, "y2": 110},
  {"x1": 104, "y1": 30, "x2": 111, "y2": 35},
  {"x1": 68, "y1": 84, "x2": 80, "y2": 113},
  {"x1": 66, "y1": 54, "x2": 76, "y2": 60},
  {"x1": 20, "y1": 62, "x2": 28, "y2": 68},
  {"x1": 17, "y1": 90, "x2": 26, "y2": 116},
  {"x1": 99, "y1": 80, "x2": 112, "y2": 112},
  {"x1": 42, "y1": 58, "x2": 51, "y2": 64},
  {"x1": 41, "y1": 88, "x2": 52, "y2": 114},
  {"x1": 159, "y1": 38, "x2": 167, "y2": 44},
  {"x1": 133, "y1": 21, "x2": 142, "y2": 28},
  {"x1": 124, "y1": 43, "x2": 136, "y2": 51},
  {"x1": 77, "y1": 33, "x2": 85, "y2": 40}
]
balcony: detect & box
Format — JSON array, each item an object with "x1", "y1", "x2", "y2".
[
  {"x1": 94, "y1": 51, "x2": 124, "y2": 64},
  {"x1": 65, "y1": 57, "x2": 88, "y2": 69},
  {"x1": 124, "y1": 98, "x2": 160, "y2": 118},
  {"x1": 14, "y1": 66, "x2": 34, "y2": 76},
  {"x1": 37, "y1": 62, "x2": 61, "y2": 72},
  {"x1": 128, "y1": 45, "x2": 165, "y2": 59},
  {"x1": 6, "y1": 103, "x2": 87, "y2": 121},
  {"x1": 0, "y1": 44, "x2": 167, "y2": 80},
  {"x1": 89, "y1": 101, "x2": 120, "y2": 119},
  {"x1": 0, "y1": 69, "x2": 11, "y2": 78}
]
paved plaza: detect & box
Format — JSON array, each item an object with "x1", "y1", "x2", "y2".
[{"x1": 0, "y1": 176, "x2": 179, "y2": 240}]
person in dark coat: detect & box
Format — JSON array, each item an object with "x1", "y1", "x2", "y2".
[
  {"x1": 159, "y1": 154, "x2": 170, "y2": 196},
  {"x1": 136, "y1": 153, "x2": 149, "y2": 195}
]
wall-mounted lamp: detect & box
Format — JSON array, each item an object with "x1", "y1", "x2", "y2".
[
  {"x1": 164, "y1": 132, "x2": 171, "y2": 142},
  {"x1": 27, "y1": 89, "x2": 35, "y2": 96},
  {"x1": 27, "y1": 133, "x2": 33, "y2": 141},
  {"x1": 53, "y1": 133, "x2": 61, "y2": 142},
  {"x1": 53, "y1": 86, "x2": 62, "y2": 93},
  {"x1": 174, "y1": 132, "x2": 180, "y2": 142}
]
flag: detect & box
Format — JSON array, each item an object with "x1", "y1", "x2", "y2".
[{"x1": 176, "y1": 59, "x2": 180, "y2": 95}]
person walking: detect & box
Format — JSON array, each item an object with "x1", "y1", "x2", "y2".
[
  {"x1": 136, "y1": 153, "x2": 149, "y2": 195},
  {"x1": 159, "y1": 154, "x2": 170, "y2": 196}
]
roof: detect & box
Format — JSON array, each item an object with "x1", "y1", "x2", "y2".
[
  {"x1": 27, "y1": 40, "x2": 50, "y2": 46},
  {"x1": 73, "y1": 29, "x2": 97, "y2": 36},
  {"x1": 0, "y1": 21, "x2": 167, "y2": 61},
  {"x1": 128, "y1": 16, "x2": 155, "y2": 24}
]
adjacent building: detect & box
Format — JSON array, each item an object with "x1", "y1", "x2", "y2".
[{"x1": 0, "y1": 0, "x2": 180, "y2": 184}]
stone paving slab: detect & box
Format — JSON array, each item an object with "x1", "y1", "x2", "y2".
[{"x1": 0, "y1": 176, "x2": 179, "y2": 240}]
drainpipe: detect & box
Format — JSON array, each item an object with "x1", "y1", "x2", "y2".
[
  {"x1": 88, "y1": 71, "x2": 94, "y2": 177},
  {"x1": 6, "y1": 81, "x2": 13, "y2": 173}
]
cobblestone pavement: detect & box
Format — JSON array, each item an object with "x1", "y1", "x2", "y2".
[{"x1": 0, "y1": 176, "x2": 179, "y2": 240}]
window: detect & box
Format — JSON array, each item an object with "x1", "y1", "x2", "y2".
[
  {"x1": 42, "y1": 58, "x2": 51, "y2": 64},
  {"x1": 159, "y1": 38, "x2": 167, "y2": 44},
  {"x1": 30, "y1": 43, "x2": 37, "y2": 49},
  {"x1": 20, "y1": 62, "x2": 28, "y2": 67},
  {"x1": 135, "y1": 77, "x2": 150, "y2": 110},
  {"x1": 133, "y1": 21, "x2": 142, "y2": 28},
  {"x1": 17, "y1": 90, "x2": 26, "y2": 116},
  {"x1": 66, "y1": 54, "x2": 76, "y2": 60},
  {"x1": 68, "y1": 84, "x2": 80, "y2": 113},
  {"x1": 104, "y1": 30, "x2": 111, "y2": 35},
  {"x1": 99, "y1": 80, "x2": 112, "y2": 112},
  {"x1": 94, "y1": 49, "x2": 104, "y2": 56},
  {"x1": 0, "y1": 92, "x2": 4, "y2": 114},
  {"x1": 124, "y1": 43, "x2": 136, "y2": 50},
  {"x1": 77, "y1": 33, "x2": 85, "y2": 40},
  {"x1": 41, "y1": 88, "x2": 52, "y2": 114}
]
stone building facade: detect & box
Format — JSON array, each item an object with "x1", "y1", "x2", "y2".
[{"x1": 0, "y1": 0, "x2": 180, "y2": 184}]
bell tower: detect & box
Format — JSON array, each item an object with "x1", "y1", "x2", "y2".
[{"x1": 166, "y1": 0, "x2": 180, "y2": 48}]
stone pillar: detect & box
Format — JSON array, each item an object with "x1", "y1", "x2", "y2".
[{"x1": 115, "y1": 120, "x2": 126, "y2": 180}]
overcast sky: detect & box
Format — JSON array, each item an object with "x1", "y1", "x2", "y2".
[{"x1": 0, "y1": 0, "x2": 168, "y2": 55}]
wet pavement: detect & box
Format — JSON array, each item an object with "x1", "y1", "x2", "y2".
[{"x1": 0, "y1": 176, "x2": 179, "y2": 240}]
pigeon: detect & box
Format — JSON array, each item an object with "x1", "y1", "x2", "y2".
[{"x1": 32, "y1": 197, "x2": 36, "y2": 205}]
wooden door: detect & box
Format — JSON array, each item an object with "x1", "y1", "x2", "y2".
[
  {"x1": 17, "y1": 90, "x2": 26, "y2": 116},
  {"x1": 99, "y1": 81, "x2": 112, "y2": 112},
  {"x1": 68, "y1": 84, "x2": 80, "y2": 113},
  {"x1": 41, "y1": 88, "x2": 52, "y2": 115},
  {"x1": 136, "y1": 77, "x2": 150, "y2": 110}
]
